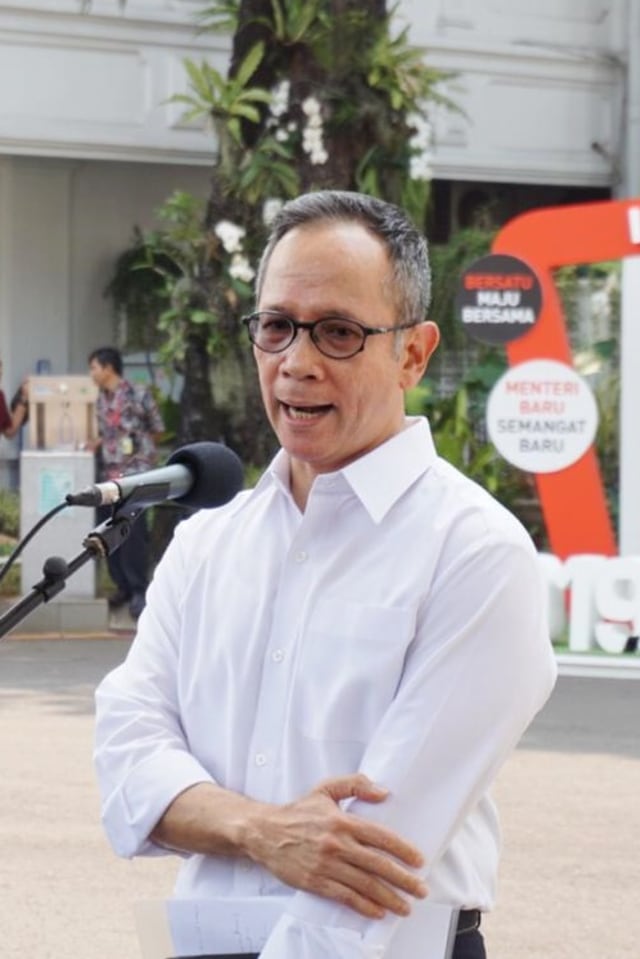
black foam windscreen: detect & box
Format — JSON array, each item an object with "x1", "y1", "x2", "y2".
[{"x1": 166, "y1": 442, "x2": 244, "y2": 509}]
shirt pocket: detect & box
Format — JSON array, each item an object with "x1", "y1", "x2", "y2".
[{"x1": 296, "y1": 597, "x2": 416, "y2": 743}]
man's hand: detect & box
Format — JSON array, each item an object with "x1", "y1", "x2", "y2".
[{"x1": 244, "y1": 773, "x2": 428, "y2": 919}]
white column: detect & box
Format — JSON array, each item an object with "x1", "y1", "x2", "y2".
[
  {"x1": 0, "y1": 159, "x2": 21, "y2": 487},
  {"x1": 619, "y1": 0, "x2": 640, "y2": 554},
  {"x1": 0, "y1": 159, "x2": 15, "y2": 376},
  {"x1": 619, "y1": 248, "x2": 640, "y2": 554}
]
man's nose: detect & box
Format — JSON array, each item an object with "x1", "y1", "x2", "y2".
[{"x1": 280, "y1": 327, "x2": 322, "y2": 373}]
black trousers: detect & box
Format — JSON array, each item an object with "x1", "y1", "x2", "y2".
[
  {"x1": 453, "y1": 927, "x2": 486, "y2": 959},
  {"x1": 96, "y1": 505, "x2": 149, "y2": 598},
  {"x1": 176, "y1": 927, "x2": 486, "y2": 959}
]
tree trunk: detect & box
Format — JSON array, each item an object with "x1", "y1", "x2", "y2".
[{"x1": 179, "y1": 328, "x2": 220, "y2": 444}]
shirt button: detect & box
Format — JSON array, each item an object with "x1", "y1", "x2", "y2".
[
  {"x1": 295, "y1": 550, "x2": 308, "y2": 563},
  {"x1": 255, "y1": 753, "x2": 267, "y2": 766},
  {"x1": 271, "y1": 649, "x2": 285, "y2": 663}
]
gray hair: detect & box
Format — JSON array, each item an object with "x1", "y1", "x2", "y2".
[{"x1": 254, "y1": 191, "x2": 431, "y2": 326}]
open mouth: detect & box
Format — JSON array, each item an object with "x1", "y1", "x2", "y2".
[{"x1": 282, "y1": 402, "x2": 333, "y2": 420}]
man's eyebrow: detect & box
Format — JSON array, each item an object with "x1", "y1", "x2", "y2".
[
  {"x1": 256, "y1": 304, "x2": 291, "y2": 315},
  {"x1": 259, "y1": 306, "x2": 362, "y2": 322}
]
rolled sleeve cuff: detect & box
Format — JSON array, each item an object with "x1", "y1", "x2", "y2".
[{"x1": 101, "y1": 749, "x2": 215, "y2": 858}]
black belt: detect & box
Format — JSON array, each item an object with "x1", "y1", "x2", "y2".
[
  {"x1": 179, "y1": 909, "x2": 482, "y2": 958},
  {"x1": 456, "y1": 907, "x2": 482, "y2": 935}
]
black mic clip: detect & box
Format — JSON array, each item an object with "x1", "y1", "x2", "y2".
[{"x1": 83, "y1": 511, "x2": 139, "y2": 558}]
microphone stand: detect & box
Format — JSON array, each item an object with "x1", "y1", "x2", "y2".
[{"x1": 0, "y1": 505, "x2": 143, "y2": 641}]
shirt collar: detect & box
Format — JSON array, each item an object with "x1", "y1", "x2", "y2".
[
  {"x1": 256, "y1": 448, "x2": 291, "y2": 495},
  {"x1": 255, "y1": 417, "x2": 437, "y2": 523},
  {"x1": 341, "y1": 417, "x2": 437, "y2": 523}
]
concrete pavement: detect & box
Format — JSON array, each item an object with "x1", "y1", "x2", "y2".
[{"x1": 0, "y1": 636, "x2": 638, "y2": 959}]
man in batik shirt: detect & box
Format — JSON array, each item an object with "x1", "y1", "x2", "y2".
[{"x1": 88, "y1": 346, "x2": 165, "y2": 619}]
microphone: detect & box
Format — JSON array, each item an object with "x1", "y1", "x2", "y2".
[{"x1": 65, "y1": 441, "x2": 244, "y2": 510}]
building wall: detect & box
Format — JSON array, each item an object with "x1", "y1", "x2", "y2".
[
  {"x1": 400, "y1": 0, "x2": 626, "y2": 187},
  {"x1": 0, "y1": 0, "x2": 224, "y2": 165},
  {"x1": 0, "y1": 0, "x2": 628, "y2": 200},
  {"x1": 0, "y1": 0, "x2": 626, "y2": 182}
]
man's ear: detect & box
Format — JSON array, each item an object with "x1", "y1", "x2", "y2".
[{"x1": 399, "y1": 321, "x2": 440, "y2": 390}]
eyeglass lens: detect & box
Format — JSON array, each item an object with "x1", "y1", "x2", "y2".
[{"x1": 250, "y1": 314, "x2": 366, "y2": 358}]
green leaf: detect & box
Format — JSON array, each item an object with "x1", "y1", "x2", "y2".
[
  {"x1": 158, "y1": 307, "x2": 181, "y2": 325},
  {"x1": 184, "y1": 59, "x2": 222, "y2": 102},
  {"x1": 229, "y1": 277, "x2": 254, "y2": 299},
  {"x1": 236, "y1": 88, "x2": 273, "y2": 105},
  {"x1": 592, "y1": 338, "x2": 616, "y2": 360},
  {"x1": 234, "y1": 42, "x2": 265, "y2": 90},
  {"x1": 169, "y1": 93, "x2": 203, "y2": 108},
  {"x1": 227, "y1": 117, "x2": 242, "y2": 144},
  {"x1": 195, "y1": 1, "x2": 240, "y2": 35},
  {"x1": 189, "y1": 310, "x2": 217, "y2": 325},
  {"x1": 231, "y1": 104, "x2": 261, "y2": 123},
  {"x1": 175, "y1": 104, "x2": 208, "y2": 123},
  {"x1": 270, "y1": 0, "x2": 285, "y2": 39}
]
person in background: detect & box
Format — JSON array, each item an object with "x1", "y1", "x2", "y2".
[
  {"x1": 88, "y1": 346, "x2": 165, "y2": 620},
  {"x1": 94, "y1": 191, "x2": 556, "y2": 959},
  {"x1": 0, "y1": 359, "x2": 28, "y2": 440}
]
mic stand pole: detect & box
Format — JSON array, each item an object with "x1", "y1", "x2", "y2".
[{"x1": 0, "y1": 508, "x2": 141, "y2": 641}]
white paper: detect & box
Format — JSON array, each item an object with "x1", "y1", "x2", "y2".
[
  {"x1": 135, "y1": 896, "x2": 457, "y2": 958},
  {"x1": 135, "y1": 897, "x2": 283, "y2": 958},
  {"x1": 386, "y1": 898, "x2": 458, "y2": 959}
]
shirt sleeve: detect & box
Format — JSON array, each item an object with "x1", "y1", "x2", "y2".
[
  {"x1": 141, "y1": 387, "x2": 165, "y2": 436},
  {"x1": 259, "y1": 532, "x2": 557, "y2": 958},
  {"x1": 94, "y1": 515, "x2": 214, "y2": 858}
]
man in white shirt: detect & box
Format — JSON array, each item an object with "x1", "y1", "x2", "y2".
[{"x1": 94, "y1": 190, "x2": 557, "y2": 959}]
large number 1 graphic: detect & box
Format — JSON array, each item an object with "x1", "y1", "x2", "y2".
[{"x1": 492, "y1": 198, "x2": 639, "y2": 559}]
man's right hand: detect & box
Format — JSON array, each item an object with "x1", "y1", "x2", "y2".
[{"x1": 242, "y1": 773, "x2": 428, "y2": 919}]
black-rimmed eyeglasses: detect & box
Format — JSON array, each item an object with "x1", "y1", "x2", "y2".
[{"x1": 242, "y1": 311, "x2": 418, "y2": 360}]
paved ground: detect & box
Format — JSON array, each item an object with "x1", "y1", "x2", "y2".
[{"x1": 0, "y1": 636, "x2": 638, "y2": 959}]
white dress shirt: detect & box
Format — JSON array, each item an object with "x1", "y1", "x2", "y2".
[{"x1": 95, "y1": 417, "x2": 556, "y2": 958}]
